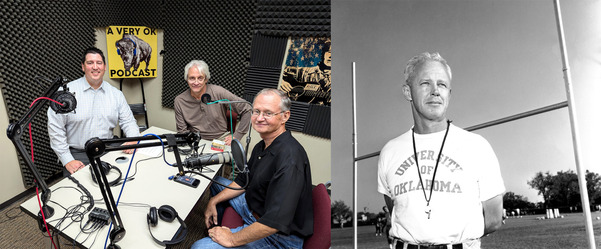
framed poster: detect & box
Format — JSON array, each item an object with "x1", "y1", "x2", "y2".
[
  {"x1": 106, "y1": 25, "x2": 158, "y2": 78},
  {"x1": 280, "y1": 37, "x2": 331, "y2": 106}
]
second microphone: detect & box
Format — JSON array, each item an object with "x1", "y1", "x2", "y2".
[{"x1": 183, "y1": 152, "x2": 232, "y2": 169}]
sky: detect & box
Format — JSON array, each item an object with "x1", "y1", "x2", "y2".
[{"x1": 331, "y1": 0, "x2": 601, "y2": 214}]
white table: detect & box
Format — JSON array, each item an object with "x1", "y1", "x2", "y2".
[{"x1": 20, "y1": 126, "x2": 227, "y2": 248}]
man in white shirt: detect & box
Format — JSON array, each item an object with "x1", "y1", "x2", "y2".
[
  {"x1": 47, "y1": 47, "x2": 140, "y2": 175},
  {"x1": 377, "y1": 52, "x2": 505, "y2": 249}
]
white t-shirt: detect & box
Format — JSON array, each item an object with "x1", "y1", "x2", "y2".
[{"x1": 377, "y1": 124, "x2": 505, "y2": 244}]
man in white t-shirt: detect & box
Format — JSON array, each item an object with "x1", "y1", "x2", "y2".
[{"x1": 377, "y1": 52, "x2": 505, "y2": 249}]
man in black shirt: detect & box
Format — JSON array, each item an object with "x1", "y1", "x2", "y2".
[{"x1": 191, "y1": 88, "x2": 313, "y2": 249}]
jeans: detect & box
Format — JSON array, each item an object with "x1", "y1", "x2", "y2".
[{"x1": 191, "y1": 176, "x2": 304, "y2": 249}]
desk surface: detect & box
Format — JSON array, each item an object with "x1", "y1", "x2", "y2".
[{"x1": 21, "y1": 127, "x2": 227, "y2": 248}]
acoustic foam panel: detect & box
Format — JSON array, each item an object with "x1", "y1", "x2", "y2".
[
  {"x1": 255, "y1": 0, "x2": 331, "y2": 37},
  {"x1": 287, "y1": 101, "x2": 309, "y2": 132},
  {"x1": 161, "y1": 0, "x2": 256, "y2": 109},
  {"x1": 1, "y1": 0, "x2": 96, "y2": 186},
  {"x1": 91, "y1": 0, "x2": 164, "y2": 28},
  {"x1": 304, "y1": 104, "x2": 330, "y2": 138},
  {"x1": 244, "y1": 0, "x2": 331, "y2": 138},
  {"x1": 244, "y1": 66, "x2": 282, "y2": 101},
  {"x1": 249, "y1": 33, "x2": 288, "y2": 68}
]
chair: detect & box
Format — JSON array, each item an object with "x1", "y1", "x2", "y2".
[
  {"x1": 119, "y1": 78, "x2": 148, "y2": 133},
  {"x1": 220, "y1": 183, "x2": 331, "y2": 249},
  {"x1": 129, "y1": 103, "x2": 148, "y2": 132},
  {"x1": 119, "y1": 103, "x2": 148, "y2": 138},
  {"x1": 221, "y1": 206, "x2": 244, "y2": 228},
  {"x1": 226, "y1": 109, "x2": 238, "y2": 133},
  {"x1": 303, "y1": 183, "x2": 331, "y2": 249}
]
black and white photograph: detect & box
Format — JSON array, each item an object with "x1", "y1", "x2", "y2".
[{"x1": 331, "y1": 0, "x2": 601, "y2": 248}]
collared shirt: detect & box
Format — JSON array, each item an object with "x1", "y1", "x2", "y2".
[
  {"x1": 173, "y1": 84, "x2": 251, "y2": 140},
  {"x1": 234, "y1": 131, "x2": 313, "y2": 238},
  {"x1": 47, "y1": 77, "x2": 140, "y2": 165}
]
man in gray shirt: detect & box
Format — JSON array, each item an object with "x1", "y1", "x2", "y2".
[{"x1": 174, "y1": 60, "x2": 251, "y2": 145}]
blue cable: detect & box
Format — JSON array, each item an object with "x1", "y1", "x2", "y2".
[
  {"x1": 103, "y1": 133, "x2": 166, "y2": 248},
  {"x1": 145, "y1": 133, "x2": 174, "y2": 166}
]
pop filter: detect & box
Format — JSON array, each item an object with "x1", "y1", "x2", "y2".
[
  {"x1": 201, "y1": 93, "x2": 211, "y2": 104},
  {"x1": 50, "y1": 90, "x2": 77, "y2": 114},
  {"x1": 230, "y1": 139, "x2": 247, "y2": 173}
]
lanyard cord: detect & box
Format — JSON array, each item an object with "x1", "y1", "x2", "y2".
[{"x1": 411, "y1": 120, "x2": 452, "y2": 207}]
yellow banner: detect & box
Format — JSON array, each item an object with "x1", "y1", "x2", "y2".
[{"x1": 106, "y1": 26, "x2": 158, "y2": 78}]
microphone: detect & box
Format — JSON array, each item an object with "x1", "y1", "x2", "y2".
[
  {"x1": 205, "y1": 99, "x2": 253, "y2": 156},
  {"x1": 50, "y1": 90, "x2": 77, "y2": 114},
  {"x1": 183, "y1": 152, "x2": 232, "y2": 169},
  {"x1": 201, "y1": 93, "x2": 212, "y2": 104},
  {"x1": 230, "y1": 138, "x2": 248, "y2": 173}
]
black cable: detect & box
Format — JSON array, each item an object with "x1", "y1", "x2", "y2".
[
  {"x1": 49, "y1": 186, "x2": 89, "y2": 221},
  {"x1": 43, "y1": 184, "x2": 93, "y2": 247},
  {"x1": 48, "y1": 204, "x2": 82, "y2": 233},
  {"x1": 66, "y1": 176, "x2": 94, "y2": 211},
  {"x1": 113, "y1": 202, "x2": 152, "y2": 209},
  {"x1": 199, "y1": 143, "x2": 207, "y2": 155},
  {"x1": 93, "y1": 199, "x2": 152, "y2": 210},
  {"x1": 88, "y1": 227, "x2": 103, "y2": 248},
  {"x1": 79, "y1": 230, "x2": 97, "y2": 247},
  {"x1": 79, "y1": 220, "x2": 93, "y2": 233},
  {"x1": 68, "y1": 203, "x2": 118, "y2": 248},
  {"x1": 178, "y1": 146, "x2": 193, "y2": 155},
  {"x1": 46, "y1": 200, "x2": 68, "y2": 215},
  {"x1": 54, "y1": 232, "x2": 61, "y2": 249},
  {"x1": 129, "y1": 153, "x2": 163, "y2": 178},
  {"x1": 77, "y1": 217, "x2": 103, "y2": 247},
  {"x1": 73, "y1": 227, "x2": 85, "y2": 246},
  {"x1": 0, "y1": 205, "x2": 23, "y2": 225}
]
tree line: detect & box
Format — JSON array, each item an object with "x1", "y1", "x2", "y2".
[
  {"x1": 524, "y1": 170, "x2": 601, "y2": 209},
  {"x1": 331, "y1": 170, "x2": 601, "y2": 227}
]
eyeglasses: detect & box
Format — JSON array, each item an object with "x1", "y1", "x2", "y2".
[
  {"x1": 251, "y1": 110, "x2": 284, "y2": 119},
  {"x1": 187, "y1": 76, "x2": 205, "y2": 83}
]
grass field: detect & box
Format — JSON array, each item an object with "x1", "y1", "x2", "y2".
[{"x1": 331, "y1": 212, "x2": 601, "y2": 249}]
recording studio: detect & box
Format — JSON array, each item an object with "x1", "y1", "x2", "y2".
[{"x1": 0, "y1": 1, "x2": 332, "y2": 248}]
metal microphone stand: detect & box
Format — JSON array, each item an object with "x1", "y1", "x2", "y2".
[
  {"x1": 84, "y1": 132, "x2": 198, "y2": 249},
  {"x1": 6, "y1": 76, "x2": 69, "y2": 229},
  {"x1": 207, "y1": 99, "x2": 253, "y2": 159}
]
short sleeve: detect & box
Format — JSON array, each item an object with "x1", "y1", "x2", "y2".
[
  {"x1": 377, "y1": 144, "x2": 392, "y2": 197},
  {"x1": 476, "y1": 137, "x2": 505, "y2": 201}
]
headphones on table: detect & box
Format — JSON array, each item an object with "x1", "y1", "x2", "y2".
[
  {"x1": 147, "y1": 205, "x2": 188, "y2": 246},
  {"x1": 89, "y1": 161, "x2": 123, "y2": 187}
]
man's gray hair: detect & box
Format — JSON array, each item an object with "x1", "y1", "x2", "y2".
[
  {"x1": 254, "y1": 88, "x2": 291, "y2": 112},
  {"x1": 404, "y1": 52, "x2": 452, "y2": 84},
  {"x1": 184, "y1": 60, "x2": 211, "y2": 81}
]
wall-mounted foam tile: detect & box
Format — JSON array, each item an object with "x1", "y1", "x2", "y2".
[
  {"x1": 161, "y1": 0, "x2": 256, "y2": 109},
  {"x1": 0, "y1": 0, "x2": 97, "y2": 186}
]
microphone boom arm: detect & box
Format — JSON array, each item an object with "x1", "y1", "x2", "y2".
[
  {"x1": 207, "y1": 99, "x2": 253, "y2": 162},
  {"x1": 84, "y1": 132, "x2": 197, "y2": 248},
  {"x1": 6, "y1": 76, "x2": 68, "y2": 223}
]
